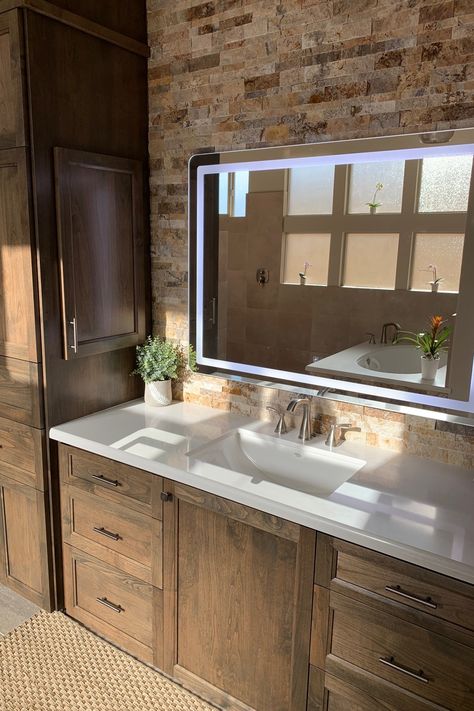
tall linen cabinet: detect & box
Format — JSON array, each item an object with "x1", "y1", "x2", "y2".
[{"x1": 0, "y1": 0, "x2": 149, "y2": 610}]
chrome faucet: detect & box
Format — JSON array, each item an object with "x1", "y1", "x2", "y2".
[
  {"x1": 325, "y1": 422, "x2": 360, "y2": 448},
  {"x1": 286, "y1": 397, "x2": 314, "y2": 442},
  {"x1": 380, "y1": 322, "x2": 401, "y2": 344}
]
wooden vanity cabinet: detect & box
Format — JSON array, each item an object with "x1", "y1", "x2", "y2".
[
  {"x1": 162, "y1": 481, "x2": 316, "y2": 711},
  {"x1": 309, "y1": 534, "x2": 474, "y2": 711},
  {"x1": 0, "y1": 1, "x2": 149, "y2": 611}
]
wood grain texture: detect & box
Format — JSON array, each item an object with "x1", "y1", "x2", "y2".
[
  {"x1": 308, "y1": 665, "x2": 448, "y2": 711},
  {"x1": 59, "y1": 445, "x2": 162, "y2": 518},
  {"x1": 174, "y1": 482, "x2": 300, "y2": 541},
  {"x1": 0, "y1": 473, "x2": 50, "y2": 608},
  {"x1": 0, "y1": 356, "x2": 43, "y2": 427},
  {"x1": 61, "y1": 485, "x2": 162, "y2": 587},
  {"x1": 0, "y1": 148, "x2": 40, "y2": 361},
  {"x1": 316, "y1": 534, "x2": 474, "y2": 634},
  {"x1": 0, "y1": 414, "x2": 45, "y2": 488},
  {"x1": 310, "y1": 585, "x2": 332, "y2": 670},
  {"x1": 329, "y1": 590, "x2": 474, "y2": 710},
  {"x1": 163, "y1": 481, "x2": 315, "y2": 711},
  {"x1": 54, "y1": 148, "x2": 145, "y2": 360},
  {"x1": 0, "y1": 10, "x2": 25, "y2": 147},
  {"x1": 63, "y1": 545, "x2": 154, "y2": 656},
  {"x1": 25, "y1": 10, "x2": 149, "y2": 427}
]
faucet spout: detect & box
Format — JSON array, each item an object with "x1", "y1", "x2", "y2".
[
  {"x1": 380, "y1": 322, "x2": 401, "y2": 345},
  {"x1": 287, "y1": 397, "x2": 313, "y2": 442}
]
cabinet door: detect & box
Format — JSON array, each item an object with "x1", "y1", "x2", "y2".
[
  {"x1": 0, "y1": 11, "x2": 26, "y2": 148},
  {"x1": 54, "y1": 148, "x2": 146, "y2": 359},
  {"x1": 0, "y1": 473, "x2": 50, "y2": 608},
  {"x1": 0, "y1": 148, "x2": 40, "y2": 361},
  {"x1": 163, "y1": 482, "x2": 315, "y2": 711}
]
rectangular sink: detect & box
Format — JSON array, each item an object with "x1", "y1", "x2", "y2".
[{"x1": 187, "y1": 429, "x2": 366, "y2": 497}]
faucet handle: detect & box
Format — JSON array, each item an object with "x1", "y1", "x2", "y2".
[
  {"x1": 365, "y1": 332, "x2": 376, "y2": 344},
  {"x1": 266, "y1": 406, "x2": 289, "y2": 435}
]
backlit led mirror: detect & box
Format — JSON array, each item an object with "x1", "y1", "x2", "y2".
[{"x1": 189, "y1": 129, "x2": 474, "y2": 411}]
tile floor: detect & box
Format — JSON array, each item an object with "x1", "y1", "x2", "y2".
[{"x1": 0, "y1": 584, "x2": 39, "y2": 637}]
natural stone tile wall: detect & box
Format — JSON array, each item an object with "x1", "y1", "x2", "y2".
[{"x1": 147, "y1": 0, "x2": 474, "y2": 465}]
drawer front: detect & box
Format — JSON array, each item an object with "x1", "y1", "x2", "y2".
[
  {"x1": 0, "y1": 357, "x2": 43, "y2": 428},
  {"x1": 59, "y1": 444, "x2": 162, "y2": 517},
  {"x1": 64, "y1": 546, "x2": 153, "y2": 651},
  {"x1": 0, "y1": 416, "x2": 44, "y2": 489},
  {"x1": 316, "y1": 535, "x2": 474, "y2": 634},
  {"x1": 308, "y1": 665, "x2": 450, "y2": 711},
  {"x1": 328, "y1": 591, "x2": 474, "y2": 711},
  {"x1": 62, "y1": 486, "x2": 162, "y2": 587}
]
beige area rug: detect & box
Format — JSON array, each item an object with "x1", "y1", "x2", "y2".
[{"x1": 0, "y1": 611, "x2": 216, "y2": 711}]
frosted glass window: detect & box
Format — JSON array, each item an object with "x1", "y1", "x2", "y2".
[
  {"x1": 283, "y1": 233, "x2": 331, "y2": 286},
  {"x1": 348, "y1": 160, "x2": 405, "y2": 214},
  {"x1": 418, "y1": 155, "x2": 472, "y2": 213},
  {"x1": 287, "y1": 165, "x2": 335, "y2": 215},
  {"x1": 219, "y1": 172, "x2": 229, "y2": 214},
  {"x1": 343, "y1": 233, "x2": 399, "y2": 289},
  {"x1": 410, "y1": 233, "x2": 464, "y2": 292},
  {"x1": 233, "y1": 171, "x2": 249, "y2": 217}
]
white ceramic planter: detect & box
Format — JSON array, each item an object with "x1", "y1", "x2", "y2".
[
  {"x1": 421, "y1": 356, "x2": 439, "y2": 381},
  {"x1": 144, "y1": 379, "x2": 172, "y2": 407},
  {"x1": 430, "y1": 282, "x2": 439, "y2": 293}
]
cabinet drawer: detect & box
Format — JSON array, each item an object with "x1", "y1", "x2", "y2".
[
  {"x1": 63, "y1": 546, "x2": 155, "y2": 663},
  {"x1": 59, "y1": 444, "x2": 162, "y2": 517},
  {"x1": 315, "y1": 534, "x2": 474, "y2": 634},
  {"x1": 0, "y1": 357, "x2": 43, "y2": 428},
  {"x1": 308, "y1": 665, "x2": 449, "y2": 711},
  {"x1": 326, "y1": 591, "x2": 474, "y2": 711},
  {"x1": 62, "y1": 485, "x2": 162, "y2": 587},
  {"x1": 0, "y1": 416, "x2": 45, "y2": 489}
]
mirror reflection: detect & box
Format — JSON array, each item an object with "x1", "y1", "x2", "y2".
[{"x1": 199, "y1": 138, "x2": 474, "y2": 397}]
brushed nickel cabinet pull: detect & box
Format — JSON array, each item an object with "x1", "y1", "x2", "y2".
[
  {"x1": 379, "y1": 656, "x2": 429, "y2": 683},
  {"x1": 160, "y1": 491, "x2": 172, "y2": 502},
  {"x1": 385, "y1": 584, "x2": 437, "y2": 609},
  {"x1": 96, "y1": 597, "x2": 124, "y2": 614},
  {"x1": 92, "y1": 474, "x2": 120, "y2": 487},
  {"x1": 69, "y1": 317, "x2": 78, "y2": 353},
  {"x1": 93, "y1": 526, "x2": 121, "y2": 541}
]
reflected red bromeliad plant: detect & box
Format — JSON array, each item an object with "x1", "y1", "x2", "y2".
[{"x1": 397, "y1": 315, "x2": 452, "y2": 361}]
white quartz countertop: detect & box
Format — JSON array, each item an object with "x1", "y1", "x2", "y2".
[{"x1": 50, "y1": 400, "x2": 474, "y2": 585}]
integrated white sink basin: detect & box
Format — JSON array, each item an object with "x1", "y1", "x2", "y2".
[
  {"x1": 357, "y1": 345, "x2": 448, "y2": 374},
  {"x1": 187, "y1": 429, "x2": 366, "y2": 497}
]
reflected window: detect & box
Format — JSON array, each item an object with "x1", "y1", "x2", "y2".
[
  {"x1": 218, "y1": 172, "x2": 229, "y2": 215},
  {"x1": 410, "y1": 233, "x2": 464, "y2": 292},
  {"x1": 418, "y1": 156, "x2": 472, "y2": 213},
  {"x1": 287, "y1": 165, "x2": 335, "y2": 215},
  {"x1": 232, "y1": 171, "x2": 249, "y2": 217},
  {"x1": 347, "y1": 160, "x2": 405, "y2": 214},
  {"x1": 282, "y1": 233, "x2": 331, "y2": 286},
  {"x1": 343, "y1": 233, "x2": 399, "y2": 289}
]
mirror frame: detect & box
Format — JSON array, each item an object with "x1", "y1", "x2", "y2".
[{"x1": 189, "y1": 128, "x2": 474, "y2": 417}]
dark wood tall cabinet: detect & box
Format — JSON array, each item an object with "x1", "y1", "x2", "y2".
[{"x1": 0, "y1": 0, "x2": 149, "y2": 609}]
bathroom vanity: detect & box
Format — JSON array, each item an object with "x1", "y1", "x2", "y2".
[{"x1": 50, "y1": 400, "x2": 474, "y2": 711}]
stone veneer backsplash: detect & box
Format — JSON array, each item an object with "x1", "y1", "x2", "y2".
[{"x1": 147, "y1": 0, "x2": 474, "y2": 467}]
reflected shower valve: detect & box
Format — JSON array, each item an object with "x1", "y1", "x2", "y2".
[{"x1": 256, "y1": 268, "x2": 269, "y2": 287}]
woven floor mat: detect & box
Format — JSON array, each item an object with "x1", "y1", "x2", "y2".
[{"x1": 0, "y1": 610, "x2": 216, "y2": 711}]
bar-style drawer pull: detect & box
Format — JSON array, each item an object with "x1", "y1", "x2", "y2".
[
  {"x1": 96, "y1": 597, "x2": 124, "y2": 614},
  {"x1": 92, "y1": 474, "x2": 120, "y2": 487},
  {"x1": 385, "y1": 584, "x2": 437, "y2": 609},
  {"x1": 379, "y1": 656, "x2": 429, "y2": 684},
  {"x1": 93, "y1": 526, "x2": 121, "y2": 541}
]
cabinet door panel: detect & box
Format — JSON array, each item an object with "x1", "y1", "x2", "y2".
[
  {"x1": 0, "y1": 474, "x2": 49, "y2": 607},
  {"x1": 0, "y1": 11, "x2": 25, "y2": 148},
  {"x1": 163, "y1": 482, "x2": 315, "y2": 711},
  {"x1": 0, "y1": 148, "x2": 39, "y2": 361},
  {"x1": 54, "y1": 148, "x2": 145, "y2": 359}
]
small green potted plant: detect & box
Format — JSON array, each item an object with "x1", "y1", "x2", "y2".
[
  {"x1": 397, "y1": 315, "x2": 451, "y2": 381},
  {"x1": 132, "y1": 335, "x2": 197, "y2": 407},
  {"x1": 366, "y1": 182, "x2": 383, "y2": 214}
]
